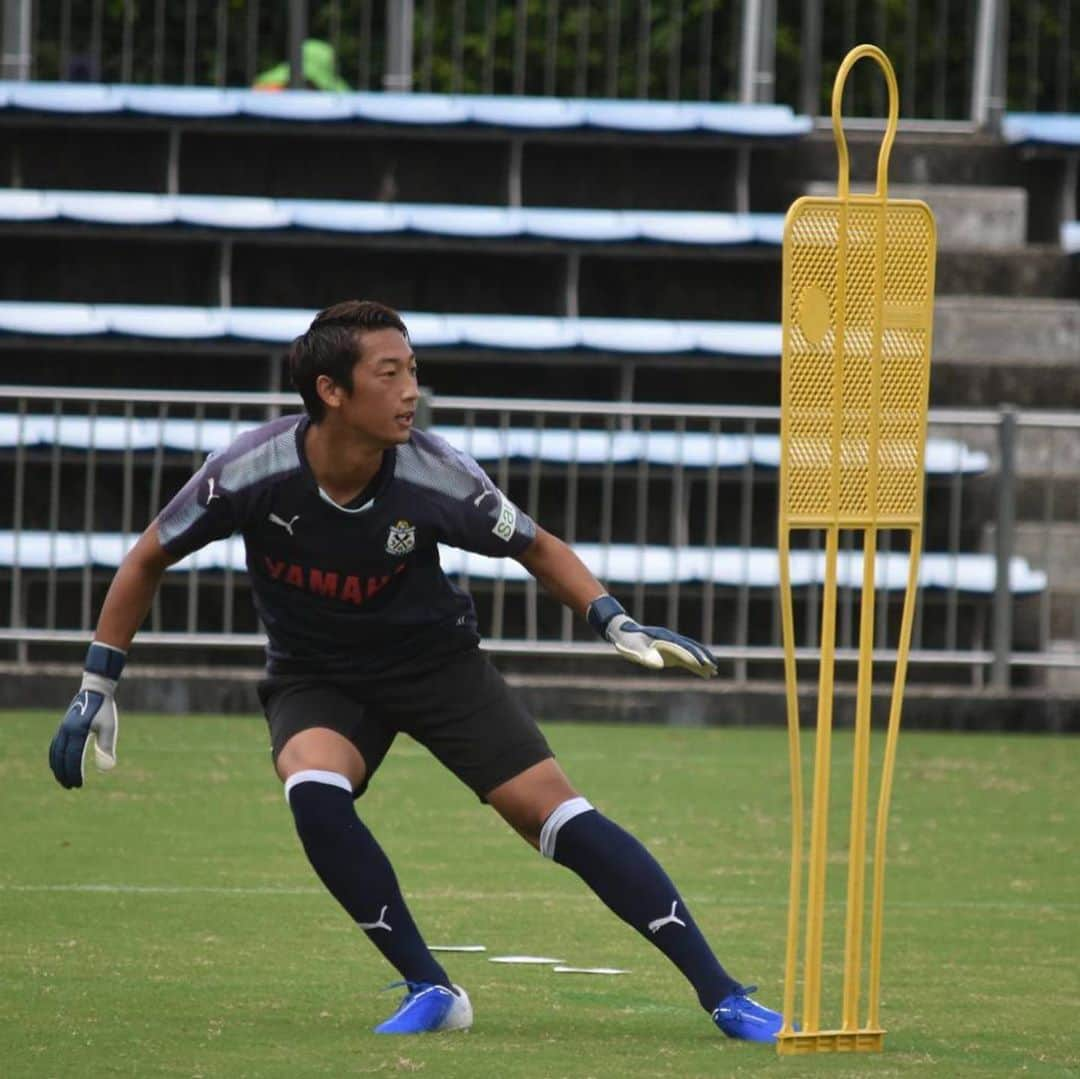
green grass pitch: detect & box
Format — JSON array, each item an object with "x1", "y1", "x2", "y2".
[{"x1": 2, "y1": 711, "x2": 1077, "y2": 1077}]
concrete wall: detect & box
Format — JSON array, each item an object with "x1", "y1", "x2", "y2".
[{"x1": 4, "y1": 663, "x2": 1077, "y2": 733}]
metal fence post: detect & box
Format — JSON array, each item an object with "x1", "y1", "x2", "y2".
[
  {"x1": 1, "y1": 0, "x2": 32, "y2": 80},
  {"x1": 799, "y1": 0, "x2": 822, "y2": 118},
  {"x1": 385, "y1": 0, "x2": 415, "y2": 92},
  {"x1": 740, "y1": 0, "x2": 776, "y2": 104},
  {"x1": 289, "y1": 0, "x2": 308, "y2": 89},
  {"x1": 992, "y1": 406, "x2": 1017, "y2": 690},
  {"x1": 988, "y1": 0, "x2": 1010, "y2": 131},
  {"x1": 972, "y1": 0, "x2": 1002, "y2": 129},
  {"x1": 757, "y1": 0, "x2": 776, "y2": 103},
  {"x1": 738, "y1": 0, "x2": 762, "y2": 104}
]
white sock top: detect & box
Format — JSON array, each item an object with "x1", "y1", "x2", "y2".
[
  {"x1": 539, "y1": 796, "x2": 595, "y2": 859},
  {"x1": 283, "y1": 768, "x2": 354, "y2": 802}
]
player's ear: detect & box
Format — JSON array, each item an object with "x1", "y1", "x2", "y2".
[{"x1": 315, "y1": 373, "x2": 345, "y2": 412}]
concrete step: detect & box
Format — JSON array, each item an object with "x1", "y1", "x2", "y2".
[
  {"x1": 930, "y1": 424, "x2": 1080, "y2": 543},
  {"x1": 928, "y1": 296, "x2": 1080, "y2": 407},
  {"x1": 990, "y1": 517, "x2": 1080, "y2": 574},
  {"x1": 791, "y1": 129, "x2": 1069, "y2": 242},
  {"x1": 983, "y1": 522, "x2": 1080, "y2": 591},
  {"x1": 805, "y1": 181, "x2": 1028, "y2": 250},
  {"x1": 932, "y1": 419, "x2": 1080, "y2": 480},
  {"x1": 981, "y1": 522, "x2": 1080, "y2": 646},
  {"x1": 797, "y1": 130, "x2": 1022, "y2": 190},
  {"x1": 936, "y1": 247, "x2": 1077, "y2": 299},
  {"x1": 929, "y1": 363, "x2": 1080, "y2": 409},
  {"x1": 1, "y1": 661, "x2": 1077, "y2": 731},
  {"x1": 1046, "y1": 642, "x2": 1080, "y2": 693},
  {"x1": 933, "y1": 296, "x2": 1080, "y2": 363}
]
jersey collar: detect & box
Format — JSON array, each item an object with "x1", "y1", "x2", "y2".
[{"x1": 295, "y1": 414, "x2": 397, "y2": 515}]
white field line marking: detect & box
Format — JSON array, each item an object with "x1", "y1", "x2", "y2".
[
  {"x1": 0, "y1": 883, "x2": 1077, "y2": 912},
  {"x1": 1, "y1": 883, "x2": 323, "y2": 896}
]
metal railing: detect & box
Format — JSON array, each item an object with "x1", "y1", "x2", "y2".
[
  {"x1": 1, "y1": 1, "x2": 1075, "y2": 124},
  {"x1": 1, "y1": 385, "x2": 1076, "y2": 689}
]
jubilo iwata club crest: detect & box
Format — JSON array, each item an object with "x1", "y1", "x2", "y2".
[{"x1": 385, "y1": 519, "x2": 416, "y2": 556}]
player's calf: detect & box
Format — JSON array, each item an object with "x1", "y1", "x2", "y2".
[
  {"x1": 538, "y1": 796, "x2": 792, "y2": 1042},
  {"x1": 285, "y1": 771, "x2": 452, "y2": 992},
  {"x1": 540, "y1": 796, "x2": 739, "y2": 1010}
]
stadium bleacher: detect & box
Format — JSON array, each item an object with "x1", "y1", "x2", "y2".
[
  {"x1": 0, "y1": 78, "x2": 1075, "y2": 687},
  {"x1": 0, "y1": 80, "x2": 807, "y2": 214}
]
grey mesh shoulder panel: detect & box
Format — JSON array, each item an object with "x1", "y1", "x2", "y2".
[
  {"x1": 395, "y1": 430, "x2": 485, "y2": 500},
  {"x1": 219, "y1": 420, "x2": 303, "y2": 494},
  {"x1": 157, "y1": 415, "x2": 303, "y2": 549},
  {"x1": 157, "y1": 489, "x2": 206, "y2": 546}
]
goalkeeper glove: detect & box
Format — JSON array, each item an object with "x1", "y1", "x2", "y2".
[
  {"x1": 48, "y1": 641, "x2": 126, "y2": 790},
  {"x1": 587, "y1": 594, "x2": 718, "y2": 679}
]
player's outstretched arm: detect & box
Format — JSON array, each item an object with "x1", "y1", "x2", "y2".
[
  {"x1": 516, "y1": 526, "x2": 717, "y2": 679},
  {"x1": 49, "y1": 523, "x2": 176, "y2": 790}
]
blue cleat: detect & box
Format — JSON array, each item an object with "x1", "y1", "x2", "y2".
[
  {"x1": 374, "y1": 982, "x2": 473, "y2": 1034},
  {"x1": 712, "y1": 985, "x2": 791, "y2": 1044}
]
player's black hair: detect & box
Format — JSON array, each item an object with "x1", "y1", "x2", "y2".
[{"x1": 288, "y1": 299, "x2": 410, "y2": 423}]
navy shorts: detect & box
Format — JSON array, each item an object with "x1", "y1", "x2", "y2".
[{"x1": 257, "y1": 647, "x2": 553, "y2": 801}]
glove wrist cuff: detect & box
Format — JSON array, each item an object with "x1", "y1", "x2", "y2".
[
  {"x1": 586, "y1": 594, "x2": 625, "y2": 639},
  {"x1": 81, "y1": 671, "x2": 117, "y2": 696},
  {"x1": 85, "y1": 641, "x2": 125, "y2": 681}
]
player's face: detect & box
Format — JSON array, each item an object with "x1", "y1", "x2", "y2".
[{"x1": 339, "y1": 328, "x2": 419, "y2": 446}]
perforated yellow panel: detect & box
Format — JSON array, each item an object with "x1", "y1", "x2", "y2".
[{"x1": 781, "y1": 197, "x2": 934, "y2": 527}]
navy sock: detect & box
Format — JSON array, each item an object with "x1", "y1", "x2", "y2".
[
  {"x1": 287, "y1": 772, "x2": 450, "y2": 989},
  {"x1": 548, "y1": 802, "x2": 739, "y2": 1011}
]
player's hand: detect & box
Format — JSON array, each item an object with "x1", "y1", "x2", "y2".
[
  {"x1": 586, "y1": 595, "x2": 718, "y2": 679},
  {"x1": 48, "y1": 643, "x2": 126, "y2": 789},
  {"x1": 49, "y1": 675, "x2": 120, "y2": 789}
]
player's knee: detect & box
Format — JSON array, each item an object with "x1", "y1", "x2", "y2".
[
  {"x1": 500, "y1": 793, "x2": 583, "y2": 849},
  {"x1": 275, "y1": 728, "x2": 367, "y2": 790},
  {"x1": 539, "y1": 796, "x2": 595, "y2": 859}
]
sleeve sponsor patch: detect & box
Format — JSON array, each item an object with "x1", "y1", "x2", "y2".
[{"x1": 492, "y1": 495, "x2": 518, "y2": 542}]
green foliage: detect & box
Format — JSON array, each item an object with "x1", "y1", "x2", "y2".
[{"x1": 25, "y1": 2, "x2": 1079, "y2": 114}]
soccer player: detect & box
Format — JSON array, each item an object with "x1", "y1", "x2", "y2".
[{"x1": 48, "y1": 300, "x2": 788, "y2": 1042}]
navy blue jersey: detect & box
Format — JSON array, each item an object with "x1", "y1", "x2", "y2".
[{"x1": 156, "y1": 415, "x2": 536, "y2": 675}]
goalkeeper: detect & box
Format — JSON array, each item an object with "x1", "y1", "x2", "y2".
[{"x1": 48, "y1": 300, "x2": 788, "y2": 1043}]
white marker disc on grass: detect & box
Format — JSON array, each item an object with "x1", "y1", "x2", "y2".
[
  {"x1": 488, "y1": 955, "x2": 564, "y2": 965},
  {"x1": 552, "y1": 966, "x2": 630, "y2": 975}
]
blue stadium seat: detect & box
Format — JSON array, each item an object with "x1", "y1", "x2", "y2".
[
  {"x1": 1002, "y1": 113, "x2": 1080, "y2": 148},
  {"x1": 0, "y1": 189, "x2": 785, "y2": 246},
  {"x1": 0, "y1": 414, "x2": 989, "y2": 476},
  {"x1": 0, "y1": 81, "x2": 812, "y2": 138},
  {"x1": 0, "y1": 300, "x2": 781, "y2": 355},
  {"x1": 0, "y1": 531, "x2": 1047, "y2": 595}
]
